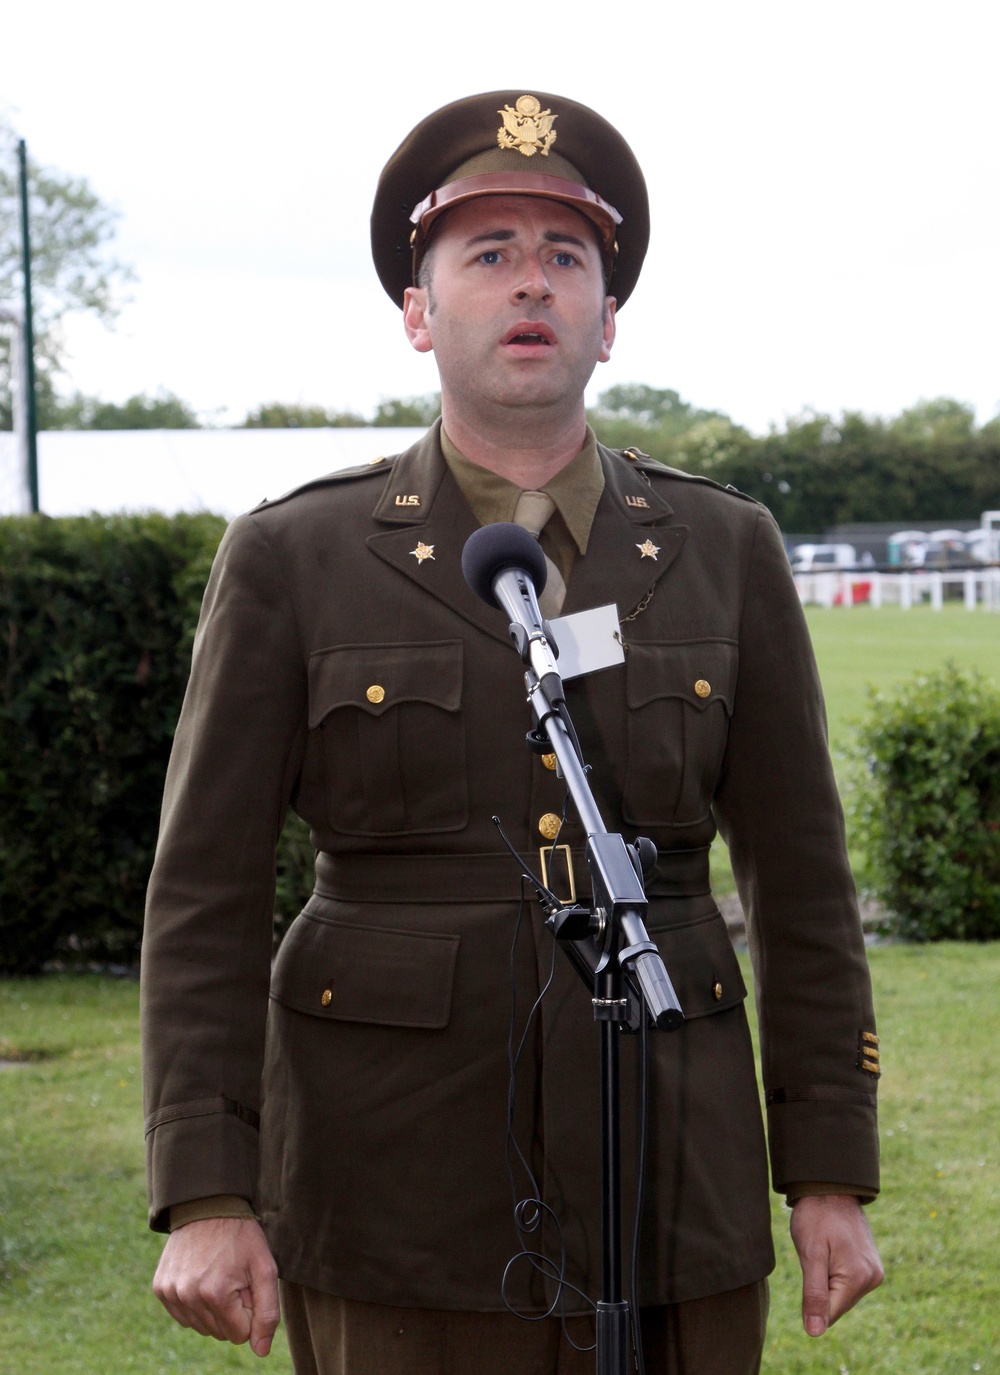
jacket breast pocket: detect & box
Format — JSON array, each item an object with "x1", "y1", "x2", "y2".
[
  {"x1": 623, "y1": 639, "x2": 738, "y2": 827},
  {"x1": 308, "y1": 640, "x2": 468, "y2": 836}
]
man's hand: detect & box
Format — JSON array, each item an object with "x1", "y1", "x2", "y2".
[
  {"x1": 790, "y1": 1194, "x2": 884, "y2": 1337},
  {"x1": 153, "y1": 1216, "x2": 280, "y2": 1357}
]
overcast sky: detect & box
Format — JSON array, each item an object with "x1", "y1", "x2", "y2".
[{"x1": 3, "y1": 0, "x2": 998, "y2": 433}]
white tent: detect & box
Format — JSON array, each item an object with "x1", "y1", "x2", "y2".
[{"x1": 0, "y1": 428, "x2": 427, "y2": 520}]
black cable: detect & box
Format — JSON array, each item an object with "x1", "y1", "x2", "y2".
[
  {"x1": 540, "y1": 790, "x2": 573, "y2": 908},
  {"x1": 503, "y1": 887, "x2": 554, "y2": 1199},
  {"x1": 553, "y1": 698, "x2": 587, "y2": 769},
  {"x1": 502, "y1": 907, "x2": 597, "y2": 1349},
  {"x1": 500, "y1": 809, "x2": 597, "y2": 1353},
  {"x1": 493, "y1": 815, "x2": 560, "y2": 912}
]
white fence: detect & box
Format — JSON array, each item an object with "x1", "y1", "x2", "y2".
[{"x1": 795, "y1": 568, "x2": 1000, "y2": 611}]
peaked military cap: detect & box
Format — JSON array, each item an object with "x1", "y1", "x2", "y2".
[{"x1": 371, "y1": 90, "x2": 650, "y2": 308}]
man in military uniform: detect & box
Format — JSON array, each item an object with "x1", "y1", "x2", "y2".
[{"x1": 143, "y1": 92, "x2": 883, "y2": 1374}]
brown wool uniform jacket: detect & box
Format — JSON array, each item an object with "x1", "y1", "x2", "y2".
[{"x1": 141, "y1": 423, "x2": 879, "y2": 1312}]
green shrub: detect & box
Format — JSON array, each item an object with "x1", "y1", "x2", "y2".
[
  {"x1": 274, "y1": 811, "x2": 316, "y2": 949},
  {"x1": 851, "y1": 665, "x2": 1000, "y2": 940},
  {"x1": 0, "y1": 513, "x2": 316, "y2": 973}
]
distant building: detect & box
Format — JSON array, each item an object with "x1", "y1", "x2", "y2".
[{"x1": 0, "y1": 428, "x2": 427, "y2": 519}]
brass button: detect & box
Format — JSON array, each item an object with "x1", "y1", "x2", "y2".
[
  {"x1": 541, "y1": 752, "x2": 557, "y2": 771},
  {"x1": 538, "y1": 812, "x2": 562, "y2": 841},
  {"x1": 368, "y1": 455, "x2": 385, "y2": 465},
  {"x1": 712, "y1": 981, "x2": 723, "y2": 1001},
  {"x1": 321, "y1": 988, "x2": 333, "y2": 1007},
  {"x1": 366, "y1": 684, "x2": 385, "y2": 704},
  {"x1": 695, "y1": 679, "x2": 712, "y2": 699}
]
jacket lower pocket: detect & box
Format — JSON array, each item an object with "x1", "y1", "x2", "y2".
[
  {"x1": 645, "y1": 905, "x2": 747, "y2": 1018},
  {"x1": 270, "y1": 912, "x2": 460, "y2": 1029}
]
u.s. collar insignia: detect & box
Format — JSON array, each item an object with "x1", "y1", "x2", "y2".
[
  {"x1": 410, "y1": 541, "x2": 435, "y2": 563},
  {"x1": 636, "y1": 539, "x2": 660, "y2": 560},
  {"x1": 497, "y1": 95, "x2": 557, "y2": 157}
]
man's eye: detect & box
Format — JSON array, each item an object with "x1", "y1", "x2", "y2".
[
  {"x1": 479, "y1": 250, "x2": 501, "y2": 265},
  {"x1": 553, "y1": 251, "x2": 579, "y2": 267}
]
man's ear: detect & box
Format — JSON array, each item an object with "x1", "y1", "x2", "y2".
[
  {"x1": 599, "y1": 297, "x2": 617, "y2": 364},
  {"x1": 403, "y1": 287, "x2": 434, "y2": 354}
]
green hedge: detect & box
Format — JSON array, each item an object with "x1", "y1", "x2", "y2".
[
  {"x1": 0, "y1": 513, "x2": 315, "y2": 974},
  {"x1": 851, "y1": 665, "x2": 1000, "y2": 940}
]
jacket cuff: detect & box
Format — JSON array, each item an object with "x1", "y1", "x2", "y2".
[
  {"x1": 146, "y1": 1101, "x2": 260, "y2": 1232},
  {"x1": 784, "y1": 1181, "x2": 879, "y2": 1205},
  {"x1": 767, "y1": 1097, "x2": 880, "y2": 1197},
  {"x1": 169, "y1": 1194, "x2": 256, "y2": 1232}
]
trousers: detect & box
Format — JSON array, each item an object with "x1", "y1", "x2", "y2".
[{"x1": 280, "y1": 1280, "x2": 769, "y2": 1375}]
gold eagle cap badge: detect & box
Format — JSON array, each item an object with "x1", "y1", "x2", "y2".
[{"x1": 497, "y1": 95, "x2": 558, "y2": 157}]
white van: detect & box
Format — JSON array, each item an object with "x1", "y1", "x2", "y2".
[{"x1": 790, "y1": 543, "x2": 858, "y2": 572}]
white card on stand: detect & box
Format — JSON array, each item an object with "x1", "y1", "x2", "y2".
[{"x1": 547, "y1": 603, "x2": 625, "y2": 681}]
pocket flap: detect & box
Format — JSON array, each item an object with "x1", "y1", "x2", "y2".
[
  {"x1": 647, "y1": 909, "x2": 747, "y2": 1019},
  {"x1": 270, "y1": 914, "x2": 460, "y2": 1028},
  {"x1": 308, "y1": 640, "x2": 464, "y2": 727},
  {"x1": 626, "y1": 639, "x2": 738, "y2": 714}
]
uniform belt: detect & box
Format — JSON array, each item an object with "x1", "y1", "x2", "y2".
[{"x1": 313, "y1": 846, "x2": 711, "y2": 905}]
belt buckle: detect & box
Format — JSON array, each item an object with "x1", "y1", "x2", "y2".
[{"x1": 539, "y1": 844, "x2": 577, "y2": 904}]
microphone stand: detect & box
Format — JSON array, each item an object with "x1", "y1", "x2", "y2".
[{"x1": 509, "y1": 613, "x2": 684, "y2": 1375}]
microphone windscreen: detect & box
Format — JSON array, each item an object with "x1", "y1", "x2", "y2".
[{"x1": 462, "y1": 523, "x2": 549, "y2": 608}]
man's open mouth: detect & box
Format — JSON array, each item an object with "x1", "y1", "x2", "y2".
[{"x1": 503, "y1": 325, "x2": 555, "y2": 346}]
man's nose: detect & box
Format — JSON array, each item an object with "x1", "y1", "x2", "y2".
[{"x1": 510, "y1": 256, "x2": 553, "y2": 304}]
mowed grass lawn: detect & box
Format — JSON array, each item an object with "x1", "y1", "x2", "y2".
[
  {"x1": 711, "y1": 602, "x2": 1000, "y2": 894},
  {"x1": 0, "y1": 978, "x2": 286, "y2": 1375},
  {"x1": 2, "y1": 950, "x2": 998, "y2": 1374},
  {"x1": 1, "y1": 604, "x2": 998, "y2": 1373}
]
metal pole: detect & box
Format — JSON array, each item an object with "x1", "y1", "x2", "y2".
[
  {"x1": 600, "y1": 999, "x2": 622, "y2": 1303},
  {"x1": 17, "y1": 139, "x2": 39, "y2": 514},
  {"x1": 595, "y1": 966, "x2": 629, "y2": 1375}
]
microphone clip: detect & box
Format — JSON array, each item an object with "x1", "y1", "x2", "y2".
[{"x1": 507, "y1": 616, "x2": 559, "y2": 668}]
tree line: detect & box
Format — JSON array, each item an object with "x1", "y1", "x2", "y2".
[
  {"x1": 25, "y1": 383, "x2": 997, "y2": 529},
  {"x1": 590, "y1": 385, "x2": 1000, "y2": 530},
  {"x1": 28, "y1": 390, "x2": 444, "y2": 431}
]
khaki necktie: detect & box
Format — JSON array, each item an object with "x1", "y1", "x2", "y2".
[{"x1": 512, "y1": 490, "x2": 567, "y2": 618}]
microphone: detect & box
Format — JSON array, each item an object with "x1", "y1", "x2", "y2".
[{"x1": 462, "y1": 523, "x2": 562, "y2": 693}]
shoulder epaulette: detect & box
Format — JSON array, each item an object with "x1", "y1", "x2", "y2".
[
  {"x1": 252, "y1": 453, "x2": 398, "y2": 511},
  {"x1": 618, "y1": 446, "x2": 759, "y2": 505}
]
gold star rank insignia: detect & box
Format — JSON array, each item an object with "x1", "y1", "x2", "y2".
[
  {"x1": 637, "y1": 539, "x2": 660, "y2": 560},
  {"x1": 410, "y1": 541, "x2": 435, "y2": 563}
]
